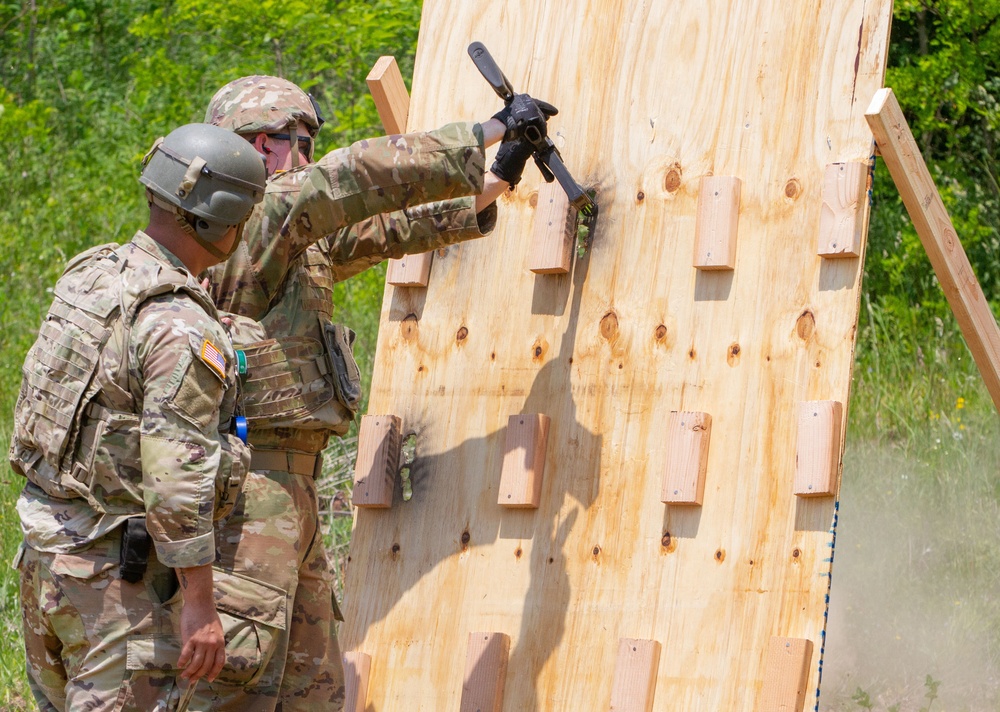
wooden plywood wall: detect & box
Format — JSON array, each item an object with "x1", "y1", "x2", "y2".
[{"x1": 341, "y1": 2, "x2": 893, "y2": 710}]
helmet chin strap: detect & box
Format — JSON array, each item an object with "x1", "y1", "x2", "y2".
[{"x1": 148, "y1": 192, "x2": 240, "y2": 261}]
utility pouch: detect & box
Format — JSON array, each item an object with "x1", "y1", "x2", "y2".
[
  {"x1": 322, "y1": 323, "x2": 361, "y2": 414},
  {"x1": 119, "y1": 517, "x2": 151, "y2": 583}
]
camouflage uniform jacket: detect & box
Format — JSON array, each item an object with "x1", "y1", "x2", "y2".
[
  {"x1": 11, "y1": 232, "x2": 247, "y2": 569},
  {"x1": 206, "y1": 121, "x2": 497, "y2": 454}
]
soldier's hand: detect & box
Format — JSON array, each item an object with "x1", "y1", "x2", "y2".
[
  {"x1": 490, "y1": 137, "x2": 536, "y2": 186},
  {"x1": 176, "y1": 565, "x2": 226, "y2": 683},
  {"x1": 491, "y1": 93, "x2": 558, "y2": 142}
]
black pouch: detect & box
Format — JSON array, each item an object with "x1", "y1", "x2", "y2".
[
  {"x1": 119, "y1": 517, "x2": 151, "y2": 583},
  {"x1": 322, "y1": 322, "x2": 362, "y2": 413}
]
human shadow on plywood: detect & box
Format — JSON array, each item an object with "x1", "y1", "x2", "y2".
[{"x1": 343, "y1": 251, "x2": 603, "y2": 710}]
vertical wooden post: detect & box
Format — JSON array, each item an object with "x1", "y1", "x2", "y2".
[
  {"x1": 609, "y1": 638, "x2": 661, "y2": 712},
  {"x1": 694, "y1": 176, "x2": 741, "y2": 270},
  {"x1": 867, "y1": 87, "x2": 1000, "y2": 412},
  {"x1": 343, "y1": 651, "x2": 371, "y2": 712},
  {"x1": 497, "y1": 414, "x2": 551, "y2": 508},
  {"x1": 661, "y1": 411, "x2": 712, "y2": 505},
  {"x1": 353, "y1": 414, "x2": 402, "y2": 508},
  {"x1": 460, "y1": 632, "x2": 510, "y2": 712},
  {"x1": 366, "y1": 56, "x2": 433, "y2": 287},
  {"x1": 529, "y1": 181, "x2": 576, "y2": 274},
  {"x1": 759, "y1": 637, "x2": 813, "y2": 712},
  {"x1": 794, "y1": 401, "x2": 843, "y2": 497}
]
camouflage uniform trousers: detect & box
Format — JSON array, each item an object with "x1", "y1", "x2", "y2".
[
  {"x1": 19, "y1": 529, "x2": 185, "y2": 712},
  {"x1": 189, "y1": 466, "x2": 345, "y2": 711}
]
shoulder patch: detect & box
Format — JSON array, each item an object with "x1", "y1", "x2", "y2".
[{"x1": 201, "y1": 339, "x2": 227, "y2": 380}]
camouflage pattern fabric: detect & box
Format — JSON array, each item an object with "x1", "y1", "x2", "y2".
[
  {"x1": 186, "y1": 469, "x2": 344, "y2": 710},
  {"x1": 199, "y1": 120, "x2": 498, "y2": 710},
  {"x1": 13, "y1": 232, "x2": 252, "y2": 711},
  {"x1": 19, "y1": 530, "x2": 286, "y2": 712}
]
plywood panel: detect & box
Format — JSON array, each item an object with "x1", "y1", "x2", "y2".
[{"x1": 342, "y1": 2, "x2": 892, "y2": 710}]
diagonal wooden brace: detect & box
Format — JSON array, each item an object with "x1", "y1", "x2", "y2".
[{"x1": 866, "y1": 88, "x2": 1000, "y2": 412}]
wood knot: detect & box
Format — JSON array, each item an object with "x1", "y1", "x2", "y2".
[
  {"x1": 727, "y1": 342, "x2": 741, "y2": 367},
  {"x1": 665, "y1": 164, "x2": 682, "y2": 193},
  {"x1": 456, "y1": 326, "x2": 468, "y2": 343},
  {"x1": 460, "y1": 530, "x2": 471, "y2": 550},
  {"x1": 636, "y1": 190, "x2": 645, "y2": 202},
  {"x1": 400, "y1": 313, "x2": 418, "y2": 341},
  {"x1": 532, "y1": 337, "x2": 548, "y2": 361},
  {"x1": 714, "y1": 548, "x2": 726, "y2": 562},
  {"x1": 654, "y1": 324, "x2": 668, "y2": 342},
  {"x1": 600, "y1": 311, "x2": 619, "y2": 341},
  {"x1": 796, "y1": 310, "x2": 816, "y2": 341},
  {"x1": 784, "y1": 178, "x2": 801, "y2": 200}
]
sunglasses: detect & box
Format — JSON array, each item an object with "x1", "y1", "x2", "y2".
[{"x1": 267, "y1": 133, "x2": 314, "y2": 154}]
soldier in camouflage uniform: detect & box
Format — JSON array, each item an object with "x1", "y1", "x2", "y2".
[
  {"x1": 193, "y1": 76, "x2": 551, "y2": 710},
  {"x1": 10, "y1": 123, "x2": 268, "y2": 712}
]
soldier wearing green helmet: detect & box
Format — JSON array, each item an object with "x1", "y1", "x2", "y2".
[
  {"x1": 11, "y1": 123, "x2": 269, "y2": 711},
  {"x1": 190, "y1": 74, "x2": 554, "y2": 710}
]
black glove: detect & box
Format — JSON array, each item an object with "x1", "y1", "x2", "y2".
[
  {"x1": 490, "y1": 137, "x2": 536, "y2": 186},
  {"x1": 492, "y1": 93, "x2": 558, "y2": 142}
]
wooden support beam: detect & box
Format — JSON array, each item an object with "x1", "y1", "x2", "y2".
[
  {"x1": 694, "y1": 176, "x2": 741, "y2": 270},
  {"x1": 342, "y1": 651, "x2": 371, "y2": 712},
  {"x1": 867, "y1": 87, "x2": 1000, "y2": 412},
  {"x1": 366, "y1": 56, "x2": 409, "y2": 134},
  {"x1": 759, "y1": 637, "x2": 813, "y2": 712},
  {"x1": 498, "y1": 414, "x2": 550, "y2": 508},
  {"x1": 794, "y1": 401, "x2": 842, "y2": 497},
  {"x1": 817, "y1": 162, "x2": 867, "y2": 258},
  {"x1": 529, "y1": 181, "x2": 576, "y2": 274},
  {"x1": 460, "y1": 632, "x2": 510, "y2": 712},
  {"x1": 366, "y1": 55, "x2": 433, "y2": 287},
  {"x1": 609, "y1": 638, "x2": 661, "y2": 712},
  {"x1": 352, "y1": 414, "x2": 401, "y2": 508},
  {"x1": 661, "y1": 411, "x2": 712, "y2": 505}
]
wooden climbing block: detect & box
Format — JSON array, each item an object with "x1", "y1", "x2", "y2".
[
  {"x1": 661, "y1": 411, "x2": 712, "y2": 505},
  {"x1": 794, "y1": 401, "x2": 843, "y2": 497},
  {"x1": 366, "y1": 56, "x2": 409, "y2": 134},
  {"x1": 694, "y1": 176, "x2": 742, "y2": 270},
  {"x1": 817, "y1": 162, "x2": 867, "y2": 258},
  {"x1": 759, "y1": 637, "x2": 813, "y2": 712},
  {"x1": 353, "y1": 414, "x2": 402, "y2": 508},
  {"x1": 386, "y1": 253, "x2": 433, "y2": 287},
  {"x1": 498, "y1": 413, "x2": 550, "y2": 508},
  {"x1": 609, "y1": 638, "x2": 661, "y2": 712},
  {"x1": 529, "y1": 180, "x2": 576, "y2": 274},
  {"x1": 460, "y1": 632, "x2": 510, "y2": 712},
  {"x1": 366, "y1": 55, "x2": 433, "y2": 287},
  {"x1": 343, "y1": 651, "x2": 371, "y2": 712}
]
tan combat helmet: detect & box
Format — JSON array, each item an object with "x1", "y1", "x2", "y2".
[
  {"x1": 140, "y1": 122, "x2": 267, "y2": 259},
  {"x1": 205, "y1": 75, "x2": 325, "y2": 166}
]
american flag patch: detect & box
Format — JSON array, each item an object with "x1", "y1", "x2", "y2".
[{"x1": 201, "y1": 339, "x2": 227, "y2": 379}]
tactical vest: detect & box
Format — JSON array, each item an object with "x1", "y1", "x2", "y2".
[
  {"x1": 9, "y1": 240, "x2": 244, "y2": 519},
  {"x1": 237, "y1": 240, "x2": 362, "y2": 450}
]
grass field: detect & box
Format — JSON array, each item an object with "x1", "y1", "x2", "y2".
[{"x1": 2, "y1": 318, "x2": 999, "y2": 711}]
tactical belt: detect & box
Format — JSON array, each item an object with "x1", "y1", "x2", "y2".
[{"x1": 250, "y1": 448, "x2": 320, "y2": 477}]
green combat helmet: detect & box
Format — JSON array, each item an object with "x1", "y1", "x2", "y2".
[
  {"x1": 140, "y1": 122, "x2": 267, "y2": 258},
  {"x1": 205, "y1": 75, "x2": 325, "y2": 165}
]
